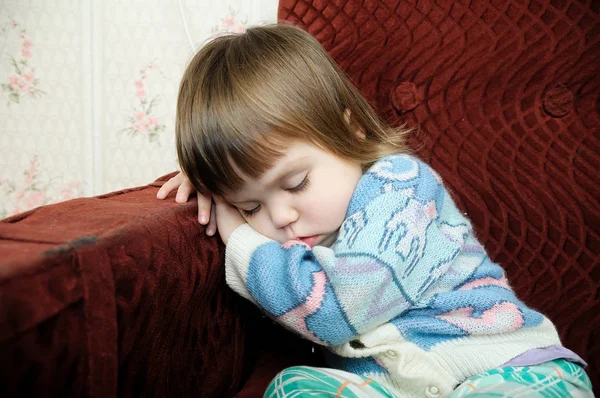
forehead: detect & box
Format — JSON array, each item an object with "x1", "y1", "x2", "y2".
[
  {"x1": 260, "y1": 142, "x2": 314, "y2": 179},
  {"x1": 225, "y1": 141, "x2": 316, "y2": 200}
]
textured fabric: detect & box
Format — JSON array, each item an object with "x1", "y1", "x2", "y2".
[
  {"x1": 0, "y1": 173, "x2": 248, "y2": 397},
  {"x1": 265, "y1": 366, "x2": 396, "y2": 398},
  {"x1": 503, "y1": 345, "x2": 586, "y2": 367},
  {"x1": 450, "y1": 359, "x2": 593, "y2": 397},
  {"x1": 226, "y1": 154, "x2": 567, "y2": 397},
  {"x1": 264, "y1": 360, "x2": 592, "y2": 398},
  {"x1": 277, "y1": 0, "x2": 599, "y2": 393},
  {"x1": 2, "y1": 1, "x2": 598, "y2": 397}
]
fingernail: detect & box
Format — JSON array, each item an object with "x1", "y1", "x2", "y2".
[
  {"x1": 206, "y1": 228, "x2": 214, "y2": 236},
  {"x1": 199, "y1": 215, "x2": 207, "y2": 224}
]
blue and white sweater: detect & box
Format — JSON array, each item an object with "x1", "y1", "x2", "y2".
[{"x1": 225, "y1": 154, "x2": 562, "y2": 397}]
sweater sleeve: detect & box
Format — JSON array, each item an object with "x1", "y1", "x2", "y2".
[{"x1": 225, "y1": 155, "x2": 472, "y2": 346}]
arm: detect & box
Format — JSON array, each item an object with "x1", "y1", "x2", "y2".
[{"x1": 226, "y1": 155, "x2": 472, "y2": 346}]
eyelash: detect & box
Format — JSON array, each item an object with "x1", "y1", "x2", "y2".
[
  {"x1": 241, "y1": 206, "x2": 260, "y2": 217},
  {"x1": 239, "y1": 176, "x2": 310, "y2": 218},
  {"x1": 287, "y1": 175, "x2": 310, "y2": 193}
]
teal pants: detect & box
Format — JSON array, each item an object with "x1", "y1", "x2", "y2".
[{"x1": 264, "y1": 359, "x2": 593, "y2": 397}]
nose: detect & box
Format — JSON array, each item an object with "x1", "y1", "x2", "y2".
[{"x1": 268, "y1": 201, "x2": 299, "y2": 230}]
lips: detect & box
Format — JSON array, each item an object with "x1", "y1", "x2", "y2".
[{"x1": 298, "y1": 235, "x2": 319, "y2": 247}]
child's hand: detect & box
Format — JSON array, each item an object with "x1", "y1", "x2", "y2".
[
  {"x1": 156, "y1": 172, "x2": 218, "y2": 236},
  {"x1": 214, "y1": 198, "x2": 246, "y2": 244}
]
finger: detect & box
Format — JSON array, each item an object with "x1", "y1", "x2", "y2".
[
  {"x1": 175, "y1": 178, "x2": 195, "y2": 203},
  {"x1": 157, "y1": 173, "x2": 183, "y2": 199},
  {"x1": 196, "y1": 193, "x2": 212, "y2": 224},
  {"x1": 206, "y1": 202, "x2": 217, "y2": 236}
]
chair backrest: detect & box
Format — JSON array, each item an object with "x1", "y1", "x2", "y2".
[{"x1": 279, "y1": 0, "x2": 599, "y2": 388}]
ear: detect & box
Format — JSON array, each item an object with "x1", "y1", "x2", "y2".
[{"x1": 344, "y1": 108, "x2": 366, "y2": 140}]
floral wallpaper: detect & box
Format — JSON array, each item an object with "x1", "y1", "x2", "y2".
[
  {"x1": 0, "y1": 156, "x2": 81, "y2": 219},
  {"x1": 0, "y1": 0, "x2": 278, "y2": 219},
  {"x1": 212, "y1": 7, "x2": 248, "y2": 36},
  {"x1": 1, "y1": 19, "x2": 45, "y2": 104},
  {"x1": 121, "y1": 63, "x2": 166, "y2": 144}
]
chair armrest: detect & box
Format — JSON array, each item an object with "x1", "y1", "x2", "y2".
[{"x1": 0, "y1": 175, "x2": 249, "y2": 397}]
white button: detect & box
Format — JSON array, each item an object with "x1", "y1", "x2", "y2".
[
  {"x1": 385, "y1": 349, "x2": 397, "y2": 358},
  {"x1": 425, "y1": 385, "x2": 440, "y2": 398}
]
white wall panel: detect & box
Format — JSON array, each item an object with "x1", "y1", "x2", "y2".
[{"x1": 0, "y1": 0, "x2": 279, "y2": 218}]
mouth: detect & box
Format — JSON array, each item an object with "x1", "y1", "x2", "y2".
[{"x1": 298, "y1": 235, "x2": 320, "y2": 247}]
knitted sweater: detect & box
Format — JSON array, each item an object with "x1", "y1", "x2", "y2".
[{"x1": 225, "y1": 154, "x2": 562, "y2": 397}]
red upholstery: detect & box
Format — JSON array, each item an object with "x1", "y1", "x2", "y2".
[
  {"x1": 0, "y1": 176, "x2": 248, "y2": 397},
  {"x1": 1, "y1": 1, "x2": 597, "y2": 396},
  {"x1": 277, "y1": 0, "x2": 599, "y2": 391}
]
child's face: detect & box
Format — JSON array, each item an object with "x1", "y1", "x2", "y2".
[{"x1": 224, "y1": 140, "x2": 363, "y2": 247}]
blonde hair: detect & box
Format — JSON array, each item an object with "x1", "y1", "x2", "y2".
[{"x1": 176, "y1": 23, "x2": 410, "y2": 196}]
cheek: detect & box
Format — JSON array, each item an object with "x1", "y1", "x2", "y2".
[
  {"x1": 302, "y1": 187, "x2": 353, "y2": 229},
  {"x1": 245, "y1": 215, "x2": 278, "y2": 240}
]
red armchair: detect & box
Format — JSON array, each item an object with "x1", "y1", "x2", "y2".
[{"x1": 1, "y1": 0, "x2": 598, "y2": 396}]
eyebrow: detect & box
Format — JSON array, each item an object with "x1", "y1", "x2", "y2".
[{"x1": 230, "y1": 157, "x2": 310, "y2": 204}]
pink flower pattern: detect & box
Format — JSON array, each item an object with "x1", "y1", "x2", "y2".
[
  {"x1": 211, "y1": 8, "x2": 247, "y2": 38},
  {"x1": 122, "y1": 63, "x2": 165, "y2": 144},
  {"x1": 1, "y1": 20, "x2": 45, "y2": 104},
  {"x1": 0, "y1": 156, "x2": 82, "y2": 219}
]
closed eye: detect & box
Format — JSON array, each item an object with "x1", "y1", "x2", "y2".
[
  {"x1": 287, "y1": 175, "x2": 310, "y2": 193},
  {"x1": 240, "y1": 205, "x2": 261, "y2": 217}
]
